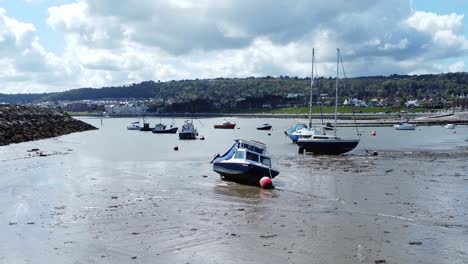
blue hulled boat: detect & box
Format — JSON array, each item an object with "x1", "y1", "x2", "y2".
[{"x1": 211, "y1": 139, "x2": 279, "y2": 186}]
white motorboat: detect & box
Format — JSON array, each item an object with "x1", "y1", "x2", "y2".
[
  {"x1": 126, "y1": 121, "x2": 141, "y2": 130},
  {"x1": 444, "y1": 124, "x2": 456, "y2": 129},
  {"x1": 394, "y1": 122, "x2": 416, "y2": 130}
]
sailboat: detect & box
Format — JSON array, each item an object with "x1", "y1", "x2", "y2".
[
  {"x1": 297, "y1": 48, "x2": 360, "y2": 155},
  {"x1": 285, "y1": 49, "x2": 319, "y2": 143}
]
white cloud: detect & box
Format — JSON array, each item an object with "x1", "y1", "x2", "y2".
[{"x1": 1, "y1": 1, "x2": 467, "y2": 94}]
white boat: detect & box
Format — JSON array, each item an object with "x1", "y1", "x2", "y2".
[
  {"x1": 126, "y1": 121, "x2": 141, "y2": 130},
  {"x1": 297, "y1": 48, "x2": 360, "y2": 155},
  {"x1": 394, "y1": 122, "x2": 416, "y2": 130},
  {"x1": 444, "y1": 124, "x2": 456, "y2": 129},
  {"x1": 179, "y1": 120, "x2": 198, "y2": 139}
]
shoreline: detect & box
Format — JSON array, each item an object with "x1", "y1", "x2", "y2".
[{"x1": 73, "y1": 111, "x2": 468, "y2": 127}]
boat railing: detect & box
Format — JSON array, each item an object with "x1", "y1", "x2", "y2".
[{"x1": 236, "y1": 139, "x2": 267, "y2": 154}]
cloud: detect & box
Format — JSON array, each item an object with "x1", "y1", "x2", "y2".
[{"x1": 1, "y1": 1, "x2": 467, "y2": 93}]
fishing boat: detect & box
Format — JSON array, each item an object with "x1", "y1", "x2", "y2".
[
  {"x1": 297, "y1": 48, "x2": 360, "y2": 155},
  {"x1": 126, "y1": 121, "x2": 141, "y2": 130},
  {"x1": 444, "y1": 123, "x2": 455, "y2": 129},
  {"x1": 139, "y1": 122, "x2": 153, "y2": 131},
  {"x1": 257, "y1": 123, "x2": 272, "y2": 130},
  {"x1": 394, "y1": 121, "x2": 416, "y2": 130},
  {"x1": 211, "y1": 139, "x2": 279, "y2": 186},
  {"x1": 214, "y1": 121, "x2": 236, "y2": 129},
  {"x1": 152, "y1": 123, "x2": 178, "y2": 134},
  {"x1": 179, "y1": 120, "x2": 198, "y2": 139}
]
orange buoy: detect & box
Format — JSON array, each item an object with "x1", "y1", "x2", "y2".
[
  {"x1": 371, "y1": 130, "x2": 377, "y2": 136},
  {"x1": 259, "y1": 177, "x2": 273, "y2": 189}
]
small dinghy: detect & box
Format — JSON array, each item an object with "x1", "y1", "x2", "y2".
[
  {"x1": 257, "y1": 123, "x2": 272, "y2": 130},
  {"x1": 444, "y1": 124, "x2": 456, "y2": 129},
  {"x1": 211, "y1": 139, "x2": 279, "y2": 187}
]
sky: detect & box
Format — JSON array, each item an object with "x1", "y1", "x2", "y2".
[{"x1": 0, "y1": 0, "x2": 467, "y2": 94}]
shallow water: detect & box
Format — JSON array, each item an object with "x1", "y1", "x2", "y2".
[{"x1": 0, "y1": 117, "x2": 467, "y2": 263}]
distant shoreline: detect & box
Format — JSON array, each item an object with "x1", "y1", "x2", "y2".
[{"x1": 73, "y1": 111, "x2": 468, "y2": 127}]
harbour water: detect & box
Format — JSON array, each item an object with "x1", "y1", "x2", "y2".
[{"x1": 1, "y1": 117, "x2": 467, "y2": 263}]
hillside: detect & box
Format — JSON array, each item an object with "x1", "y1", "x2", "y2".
[{"x1": 1, "y1": 73, "x2": 467, "y2": 106}]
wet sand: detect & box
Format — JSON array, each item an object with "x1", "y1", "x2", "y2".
[{"x1": 1, "y1": 122, "x2": 467, "y2": 263}]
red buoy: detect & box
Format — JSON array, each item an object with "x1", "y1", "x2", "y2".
[
  {"x1": 259, "y1": 177, "x2": 273, "y2": 189},
  {"x1": 371, "y1": 130, "x2": 377, "y2": 136}
]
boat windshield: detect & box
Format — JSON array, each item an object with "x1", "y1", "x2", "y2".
[
  {"x1": 234, "y1": 150, "x2": 245, "y2": 160},
  {"x1": 260, "y1": 156, "x2": 271, "y2": 166},
  {"x1": 246, "y1": 151, "x2": 259, "y2": 162}
]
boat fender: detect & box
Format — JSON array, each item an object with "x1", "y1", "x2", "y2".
[
  {"x1": 259, "y1": 177, "x2": 273, "y2": 189},
  {"x1": 174, "y1": 146, "x2": 179, "y2": 151},
  {"x1": 371, "y1": 130, "x2": 377, "y2": 136}
]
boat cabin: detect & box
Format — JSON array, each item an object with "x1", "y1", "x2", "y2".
[{"x1": 234, "y1": 140, "x2": 271, "y2": 166}]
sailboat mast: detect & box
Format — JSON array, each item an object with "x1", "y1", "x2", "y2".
[
  {"x1": 334, "y1": 49, "x2": 340, "y2": 135},
  {"x1": 308, "y1": 48, "x2": 314, "y2": 129}
]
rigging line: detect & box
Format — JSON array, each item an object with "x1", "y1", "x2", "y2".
[{"x1": 338, "y1": 51, "x2": 360, "y2": 138}]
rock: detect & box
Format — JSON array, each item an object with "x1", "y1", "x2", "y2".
[{"x1": 0, "y1": 105, "x2": 97, "y2": 146}]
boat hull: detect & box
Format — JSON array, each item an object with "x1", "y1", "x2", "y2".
[
  {"x1": 213, "y1": 162, "x2": 279, "y2": 186},
  {"x1": 152, "y1": 127, "x2": 178, "y2": 134},
  {"x1": 297, "y1": 139, "x2": 359, "y2": 155},
  {"x1": 179, "y1": 132, "x2": 197, "y2": 139},
  {"x1": 394, "y1": 125, "x2": 416, "y2": 130},
  {"x1": 257, "y1": 125, "x2": 272, "y2": 130},
  {"x1": 214, "y1": 124, "x2": 236, "y2": 129}
]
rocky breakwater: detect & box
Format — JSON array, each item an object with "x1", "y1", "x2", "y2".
[{"x1": 0, "y1": 105, "x2": 97, "y2": 146}]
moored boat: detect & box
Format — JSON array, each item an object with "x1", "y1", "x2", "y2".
[
  {"x1": 323, "y1": 122, "x2": 335, "y2": 130},
  {"x1": 139, "y1": 122, "x2": 153, "y2": 131},
  {"x1": 126, "y1": 121, "x2": 141, "y2": 130},
  {"x1": 211, "y1": 139, "x2": 279, "y2": 187},
  {"x1": 256, "y1": 123, "x2": 272, "y2": 130},
  {"x1": 285, "y1": 122, "x2": 308, "y2": 142},
  {"x1": 444, "y1": 124, "x2": 455, "y2": 129},
  {"x1": 298, "y1": 134, "x2": 360, "y2": 155},
  {"x1": 179, "y1": 120, "x2": 198, "y2": 139},
  {"x1": 394, "y1": 122, "x2": 416, "y2": 130},
  {"x1": 296, "y1": 48, "x2": 360, "y2": 155},
  {"x1": 152, "y1": 123, "x2": 178, "y2": 134},
  {"x1": 214, "y1": 121, "x2": 236, "y2": 129}
]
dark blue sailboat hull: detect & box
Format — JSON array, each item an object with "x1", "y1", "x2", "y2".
[{"x1": 297, "y1": 139, "x2": 359, "y2": 155}]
